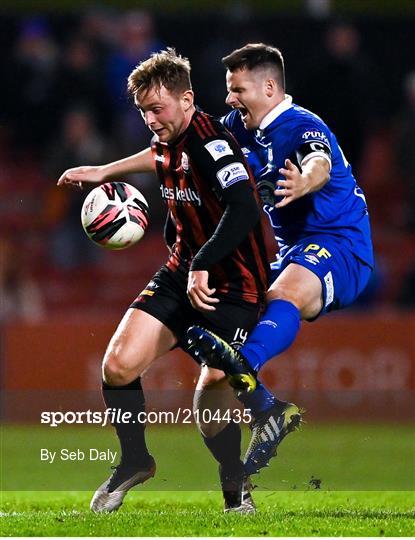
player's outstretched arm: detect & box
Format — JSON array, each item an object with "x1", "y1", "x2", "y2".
[
  {"x1": 56, "y1": 165, "x2": 106, "y2": 187},
  {"x1": 275, "y1": 157, "x2": 330, "y2": 208},
  {"x1": 56, "y1": 147, "x2": 154, "y2": 187}
]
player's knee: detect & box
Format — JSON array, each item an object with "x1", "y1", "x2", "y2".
[
  {"x1": 102, "y1": 349, "x2": 142, "y2": 386},
  {"x1": 207, "y1": 371, "x2": 227, "y2": 385},
  {"x1": 267, "y1": 284, "x2": 301, "y2": 308},
  {"x1": 267, "y1": 283, "x2": 322, "y2": 319},
  {"x1": 196, "y1": 367, "x2": 227, "y2": 390},
  {"x1": 102, "y1": 357, "x2": 129, "y2": 386}
]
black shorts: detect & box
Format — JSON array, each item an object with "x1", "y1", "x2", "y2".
[{"x1": 130, "y1": 265, "x2": 262, "y2": 349}]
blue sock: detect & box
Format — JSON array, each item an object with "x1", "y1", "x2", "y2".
[
  {"x1": 237, "y1": 380, "x2": 277, "y2": 416},
  {"x1": 234, "y1": 300, "x2": 300, "y2": 417},
  {"x1": 241, "y1": 299, "x2": 301, "y2": 372}
]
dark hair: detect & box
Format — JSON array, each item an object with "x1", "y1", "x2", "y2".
[
  {"x1": 222, "y1": 43, "x2": 285, "y2": 90},
  {"x1": 127, "y1": 47, "x2": 192, "y2": 99}
]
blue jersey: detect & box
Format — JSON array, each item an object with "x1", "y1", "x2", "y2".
[{"x1": 223, "y1": 100, "x2": 374, "y2": 268}]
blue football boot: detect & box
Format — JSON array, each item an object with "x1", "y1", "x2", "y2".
[{"x1": 244, "y1": 401, "x2": 303, "y2": 475}]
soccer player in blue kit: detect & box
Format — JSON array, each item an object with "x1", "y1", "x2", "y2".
[{"x1": 187, "y1": 43, "x2": 374, "y2": 475}]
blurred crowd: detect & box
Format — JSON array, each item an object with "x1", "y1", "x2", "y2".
[{"x1": 1, "y1": 7, "x2": 414, "y2": 322}]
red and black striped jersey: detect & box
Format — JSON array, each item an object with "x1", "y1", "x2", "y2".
[{"x1": 151, "y1": 109, "x2": 269, "y2": 304}]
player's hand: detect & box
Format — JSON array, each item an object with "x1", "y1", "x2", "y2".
[
  {"x1": 187, "y1": 270, "x2": 220, "y2": 312},
  {"x1": 274, "y1": 159, "x2": 308, "y2": 208},
  {"x1": 56, "y1": 165, "x2": 106, "y2": 188}
]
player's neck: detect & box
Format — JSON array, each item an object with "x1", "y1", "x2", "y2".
[
  {"x1": 177, "y1": 105, "x2": 197, "y2": 140},
  {"x1": 184, "y1": 105, "x2": 197, "y2": 130},
  {"x1": 258, "y1": 94, "x2": 292, "y2": 131},
  {"x1": 166, "y1": 105, "x2": 197, "y2": 145}
]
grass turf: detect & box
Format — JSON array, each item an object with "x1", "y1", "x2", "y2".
[
  {"x1": 2, "y1": 491, "x2": 414, "y2": 536},
  {"x1": 1, "y1": 424, "x2": 414, "y2": 536}
]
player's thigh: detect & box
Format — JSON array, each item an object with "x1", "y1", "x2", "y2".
[
  {"x1": 194, "y1": 299, "x2": 262, "y2": 347},
  {"x1": 104, "y1": 266, "x2": 188, "y2": 380},
  {"x1": 298, "y1": 239, "x2": 373, "y2": 312},
  {"x1": 104, "y1": 308, "x2": 177, "y2": 379},
  {"x1": 268, "y1": 262, "x2": 323, "y2": 320},
  {"x1": 269, "y1": 238, "x2": 372, "y2": 319},
  {"x1": 131, "y1": 265, "x2": 193, "y2": 342},
  {"x1": 326, "y1": 251, "x2": 373, "y2": 310}
]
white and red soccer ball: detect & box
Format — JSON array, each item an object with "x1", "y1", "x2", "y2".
[{"x1": 81, "y1": 182, "x2": 149, "y2": 250}]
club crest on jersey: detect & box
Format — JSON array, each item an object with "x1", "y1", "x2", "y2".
[
  {"x1": 205, "y1": 139, "x2": 234, "y2": 161},
  {"x1": 256, "y1": 179, "x2": 277, "y2": 206},
  {"x1": 216, "y1": 162, "x2": 249, "y2": 188},
  {"x1": 181, "y1": 151, "x2": 190, "y2": 172}
]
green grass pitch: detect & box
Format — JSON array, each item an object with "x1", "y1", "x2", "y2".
[{"x1": 1, "y1": 423, "x2": 414, "y2": 536}]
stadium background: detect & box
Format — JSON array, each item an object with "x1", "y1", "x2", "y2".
[{"x1": 1, "y1": 0, "x2": 415, "y2": 501}]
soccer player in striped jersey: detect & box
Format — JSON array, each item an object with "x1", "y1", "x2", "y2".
[{"x1": 58, "y1": 48, "x2": 269, "y2": 513}]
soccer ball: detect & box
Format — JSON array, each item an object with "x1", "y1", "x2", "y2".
[{"x1": 81, "y1": 182, "x2": 149, "y2": 250}]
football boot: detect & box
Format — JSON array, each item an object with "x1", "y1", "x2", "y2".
[
  {"x1": 244, "y1": 401, "x2": 303, "y2": 475},
  {"x1": 90, "y1": 456, "x2": 156, "y2": 512},
  {"x1": 220, "y1": 465, "x2": 256, "y2": 514},
  {"x1": 187, "y1": 326, "x2": 257, "y2": 393}
]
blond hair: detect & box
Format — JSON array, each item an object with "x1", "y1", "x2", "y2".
[{"x1": 127, "y1": 47, "x2": 192, "y2": 99}]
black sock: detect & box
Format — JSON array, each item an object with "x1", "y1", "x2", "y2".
[
  {"x1": 203, "y1": 421, "x2": 244, "y2": 485},
  {"x1": 102, "y1": 376, "x2": 152, "y2": 467}
]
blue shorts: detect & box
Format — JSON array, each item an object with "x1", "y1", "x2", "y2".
[{"x1": 270, "y1": 236, "x2": 373, "y2": 318}]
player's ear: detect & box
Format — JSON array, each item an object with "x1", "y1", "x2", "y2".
[
  {"x1": 181, "y1": 90, "x2": 194, "y2": 111},
  {"x1": 265, "y1": 78, "x2": 277, "y2": 98}
]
